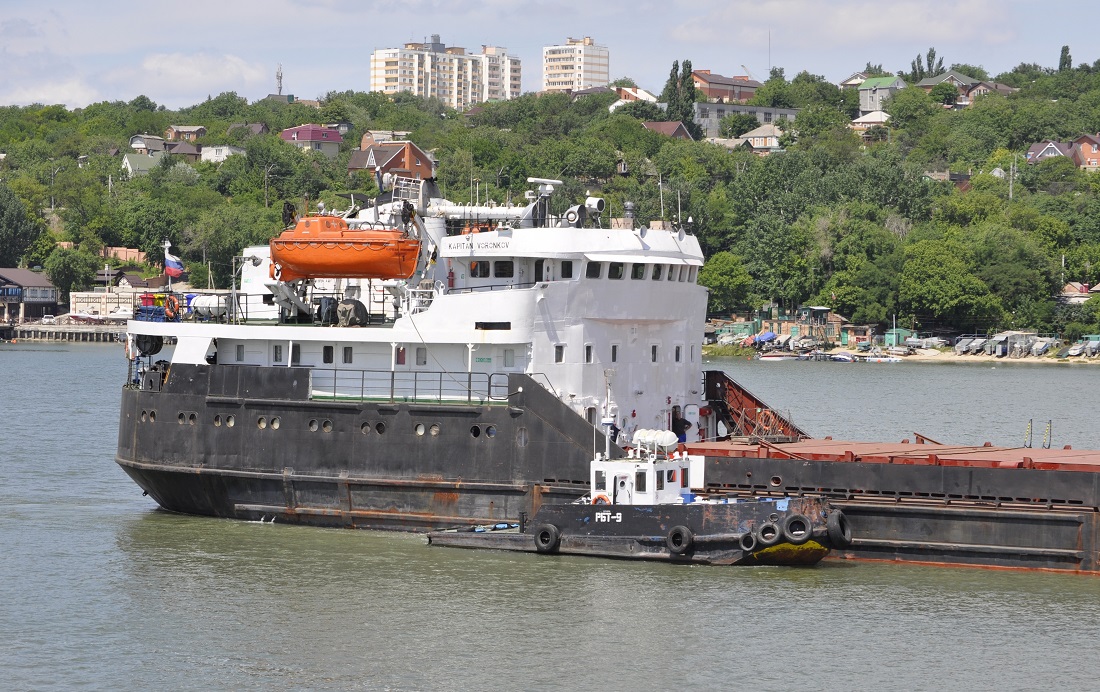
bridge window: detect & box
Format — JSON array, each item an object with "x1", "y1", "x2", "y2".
[
  {"x1": 631, "y1": 263, "x2": 646, "y2": 280},
  {"x1": 494, "y1": 261, "x2": 514, "y2": 278},
  {"x1": 323, "y1": 346, "x2": 334, "y2": 364},
  {"x1": 635, "y1": 471, "x2": 647, "y2": 492},
  {"x1": 561, "y1": 260, "x2": 574, "y2": 278},
  {"x1": 608, "y1": 262, "x2": 624, "y2": 280},
  {"x1": 668, "y1": 266, "x2": 676, "y2": 281},
  {"x1": 652, "y1": 264, "x2": 663, "y2": 280},
  {"x1": 586, "y1": 262, "x2": 602, "y2": 279},
  {"x1": 343, "y1": 347, "x2": 353, "y2": 364},
  {"x1": 470, "y1": 261, "x2": 489, "y2": 278}
]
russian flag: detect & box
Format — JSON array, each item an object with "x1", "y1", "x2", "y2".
[{"x1": 164, "y1": 251, "x2": 184, "y2": 278}]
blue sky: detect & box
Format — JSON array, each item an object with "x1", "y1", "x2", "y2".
[{"x1": 0, "y1": 0, "x2": 1092, "y2": 110}]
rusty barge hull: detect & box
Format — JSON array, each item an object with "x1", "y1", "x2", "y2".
[{"x1": 686, "y1": 437, "x2": 1100, "y2": 572}]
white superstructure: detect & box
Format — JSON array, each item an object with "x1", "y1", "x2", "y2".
[{"x1": 128, "y1": 178, "x2": 706, "y2": 440}]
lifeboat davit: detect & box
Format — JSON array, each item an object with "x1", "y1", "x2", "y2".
[{"x1": 269, "y1": 216, "x2": 421, "y2": 282}]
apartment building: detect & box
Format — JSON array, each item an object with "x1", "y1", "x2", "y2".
[
  {"x1": 369, "y1": 34, "x2": 522, "y2": 110},
  {"x1": 542, "y1": 36, "x2": 609, "y2": 93}
]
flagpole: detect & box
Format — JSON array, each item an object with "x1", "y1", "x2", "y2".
[{"x1": 163, "y1": 238, "x2": 172, "y2": 293}]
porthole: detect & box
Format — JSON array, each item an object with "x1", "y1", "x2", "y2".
[
  {"x1": 141, "y1": 411, "x2": 147, "y2": 423},
  {"x1": 360, "y1": 422, "x2": 371, "y2": 435},
  {"x1": 270, "y1": 417, "x2": 280, "y2": 430},
  {"x1": 470, "y1": 425, "x2": 481, "y2": 438},
  {"x1": 375, "y1": 422, "x2": 386, "y2": 435},
  {"x1": 486, "y1": 425, "x2": 497, "y2": 438},
  {"x1": 516, "y1": 427, "x2": 529, "y2": 447},
  {"x1": 214, "y1": 415, "x2": 222, "y2": 427},
  {"x1": 309, "y1": 419, "x2": 319, "y2": 432},
  {"x1": 178, "y1": 412, "x2": 186, "y2": 425},
  {"x1": 415, "y1": 423, "x2": 426, "y2": 436},
  {"x1": 258, "y1": 416, "x2": 267, "y2": 429},
  {"x1": 225, "y1": 415, "x2": 234, "y2": 427},
  {"x1": 188, "y1": 413, "x2": 197, "y2": 426},
  {"x1": 769, "y1": 513, "x2": 780, "y2": 523},
  {"x1": 322, "y1": 420, "x2": 333, "y2": 433},
  {"x1": 769, "y1": 476, "x2": 782, "y2": 487},
  {"x1": 149, "y1": 411, "x2": 157, "y2": 423},
  {"x1": 429, "y1": 423, "x2": 440, "y2": 436}
]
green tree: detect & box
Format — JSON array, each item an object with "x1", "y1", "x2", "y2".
[
  {"x1": 719, "y1": 112, "x2": 760, "y2": 138},
  {"x1": 44, "y1": 246, "x2": 98, "y2": 299},
  {"x1": 929, "y1": 81, "x2": 958, "y2": 106},
  {"x1": 699, "y1": 251, "x2": 752, "y2": 314},
  {"x1": 659, "y1": 59, "x2": 702, "y2": 139},
  {"x1": 0, "y1": 182, "x2": 42, "y2": 265},
  {"x1": 1059, "y1": 45, "x2": 1073, "y2": 72},
  {"x1": 904, "y1": 47, "x2": 945, "y2": 83}
]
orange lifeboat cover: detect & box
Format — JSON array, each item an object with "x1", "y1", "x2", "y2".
[{"x1": 269, "y1": 216, "x2": 421, "y2": 282}]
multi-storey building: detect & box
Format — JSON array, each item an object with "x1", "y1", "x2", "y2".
[
  {"x1": 542, "y1": 36, "x2": 609, "y2": 93},
  {"x1": 369, "y1": 34, "x2": 522, "y2": 110}
]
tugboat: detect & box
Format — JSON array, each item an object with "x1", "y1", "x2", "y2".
[{"x1": 427, "y1": 427, "x2": 852, "y2": 565}]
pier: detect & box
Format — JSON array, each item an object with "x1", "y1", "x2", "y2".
[{"x1": 11, "y1": 323, "x2": 125, "y2": 343}]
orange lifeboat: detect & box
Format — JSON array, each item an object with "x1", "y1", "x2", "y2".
[{"x1": 269, "y1": 216, "x2": 421, "y2": 282}]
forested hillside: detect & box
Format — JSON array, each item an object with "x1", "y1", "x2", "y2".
[{"x1": 3, "y1": 49, "x2": 1100, "y2": 338}]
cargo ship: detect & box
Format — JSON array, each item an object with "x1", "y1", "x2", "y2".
[{"x1": 116, "y1": 176, "x2": 1100, "y2": 573}]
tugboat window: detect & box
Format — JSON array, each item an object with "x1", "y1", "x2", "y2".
[
  {"x1": 291, "y1": 344, "x2": 301, "y2": 365},
  {"x1": 657, "y1": 472, "x2": 664, "y2": 490},
  {"x1": 681, "y1": 469, "x2": 690, "y2": 488},
  {"x1": 652, "y1": 265, "x2": 663, "y2": 281},
  {"x1": 416, "y1": 347, "x2": 427, "y2": 366},
  {"x1": 595, "y1": 470, "x2": 606, "y2": 490},
  {"x1": 554, "y1": 345, "x2": 564, "y2": 363},
  {"x1": 584, "y1": 344, "x2": 593, "y2": 363},
  {"x1": 470, "y1": 261, "x2": 490, "y2": 278},
  {"x1": 343, "y1": 346, "x2": 353, "y2": 364},
  {"x1": 494, "y1": 261, "x2": 514, "y2": 278},
  {"x1": 631, "y1": 263, "x2": 646, "y2": 280},
  {"x1": 504, "y1": 348, "x2": 515, "y2": 368},
  {"x1": 679, "y1": 267, "x2": 687, "y2": 282},
  {"x1": 323, "y1": 346, "x2": 334, "y2": 364},
  {"x1": 635, "y1": 471, "x2": 646, "y2": 492},
  {"x1": 395, "y1": 347, "x2": 406, "y2": 365},
  {"x1": 272, "y1": 344, "x2": 283, "y2": 363},
  {"x1": 668, "y1": 266, "x2": 676, "y2": 281},
  {"x1": 608, "y1": 262, "x2": 624, "y2": 280},
  {"x1": 561, "y1": 260, "x2": 573, "y2": 278},
  {"x1": 585, "y1": 262, "x2": 602, "y2": 279}
]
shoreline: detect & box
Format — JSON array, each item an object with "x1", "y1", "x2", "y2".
[{"x1": 704, "y1": 345, "x2": 1099, "y2": 365}]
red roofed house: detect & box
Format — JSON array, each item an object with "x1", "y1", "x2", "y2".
[
  {"x1": 1026, "y1": 140, "x2": 1074, "y2": 164},
  {"x1": 280, "y1": 124, "x2": 343, "y2": 159},
  {"x1": 642, "y1": 121, "x2": 694, "y2": 140},
  {"x1": 348, "y1": 133, "x2": 436, "y2": 181},
  {"x1": 1073, "y1": 134, "x2": 1100, "y2": 172},
  {"x1": 691, "y1": 70, "x2": 762, "y2": 103},
  {"x1": 0, "y1": 268, "x2": 59, "y2": 322}
]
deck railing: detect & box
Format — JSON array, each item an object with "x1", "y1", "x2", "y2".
[{"x1": 308, "y1": 368, "x2": 512, "y2": 404}]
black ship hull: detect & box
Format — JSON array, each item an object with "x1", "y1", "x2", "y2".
[{"x1": 117, "y1": 364, "x2": 608, "y2": 530}]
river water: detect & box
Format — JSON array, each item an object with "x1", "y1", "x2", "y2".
[{"x1": 2, "y1": 343, "x2": 1099, "y2": 691}]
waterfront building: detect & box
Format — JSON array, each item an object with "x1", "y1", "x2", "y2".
[
  {"x1": 542, "y1": 36, "x2": 609, "y2": 93},
  {"x1": 0, "y1": 268, "x2": 59, "y2": 322},
  {"x1": 369, "y1": 35, "x2": 522, "y2": 110}
]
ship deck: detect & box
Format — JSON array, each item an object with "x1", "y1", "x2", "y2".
[{"x1": 685, "y1": 437, "x2": 1100, "y2": 473}]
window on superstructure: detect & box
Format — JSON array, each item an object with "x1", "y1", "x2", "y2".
[
  {"x1": 691, "y1": 345, "x2": 696, "y2": 363},
  {"x1": 675, "y1": 345, "x2": 682, "y2": 363},
  {"x1": 584, "y1": 344, "x2": 593, "y2": 363},
  {"x1": 690, "y1": 267, "x2": 698, "y2": 283},
  {"x1": 494, "y1": 261, "x2": 514, "y2": 278},
  {"x1": 668, "y1": 266, "x2": 676, "y2": 281},
  {"x1": 554, "y1": 345, "x2": 564, "y2": 363},
  {"x1": 396, "y1": 347, "x2": 406, "y2": 365},
  {"x1": 235, "y1": 344, "x2": 244, "y2": 362},
  {"x1": 631, "y1": 263, "x2": 646, "y2": 280},
  {"x1": 635, "y1": 471, "x2": 647, "y2": 493},
  {"x1": 343, "y1": 347, "x2": 353, "y2": 364},
  {"x1": 651, "y1": 344, "x2": 658, "y2": 362},
  {"x1": 470, "y1": 261, "x2": 489, "y2": 278},
  {"x1": 611, "y1": 344, "x2": 618, "y2": 362},
  {"x1": 504, "y1": 348, "x2": 515, "y2": 368},
  {"x1": 416, "y1": 347, "x2": 427, "y2": 366},
  {"x1": 652, "y1": 264, "x2": 663, "y2": 280},
  {"x1": 679, "y1": 267, "x2": 687, "y2": 282},
  {"x1": 272, "y1": 344, "x2": 283, "y2": 363},
  {"x1": 595, "y1": 469, "x2": 606, "y2": 491},
  {"x1": 585, "y1": 262, "x2": 602, "y2": 279},
  {"x1": 561, "y1": 260, "x2": 573, "y2": 278},
  {"x1": 608, "y1": 262, "x2": 624, "y2": 280},
  {"x1": 291, "y1": 344, "x2": 301, "y2": 365},
  {"x1": 323, "y1": 346, "x2": 334, "y2": 364},
  {"x1": 657, "y1": 471, "x2": 664, "y2": 491}
]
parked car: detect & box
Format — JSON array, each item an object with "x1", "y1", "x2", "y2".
[{"x1": 41, "y1": 314, "x2": 56, "y2": 324}]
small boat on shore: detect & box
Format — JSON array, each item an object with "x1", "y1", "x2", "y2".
[
  {"x1": 428, "y1": 429, "x2": 851, "y2": 565},
  {"x1": 757, "y1": 352, "x2": 798, "y2": 362}
]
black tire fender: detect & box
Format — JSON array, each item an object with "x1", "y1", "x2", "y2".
[
  {"x1": 756, "y1": 521, "x2": 782, "y2": 547},
  {"x1": 533, "y1": 523, "x2": 561, "y2": 554},
  {"x1": 826, "y1": 510, "x2": 853, "y2": 548},
  {"x1": 738, "y1": 532, "x2": 757, "y2": 553},
  {"x1": 781, "y1": 513, "x2": 813, "y2": 545},
  {"x1": 666, "y1": 525, "x2": 694, "y2": 555}
]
